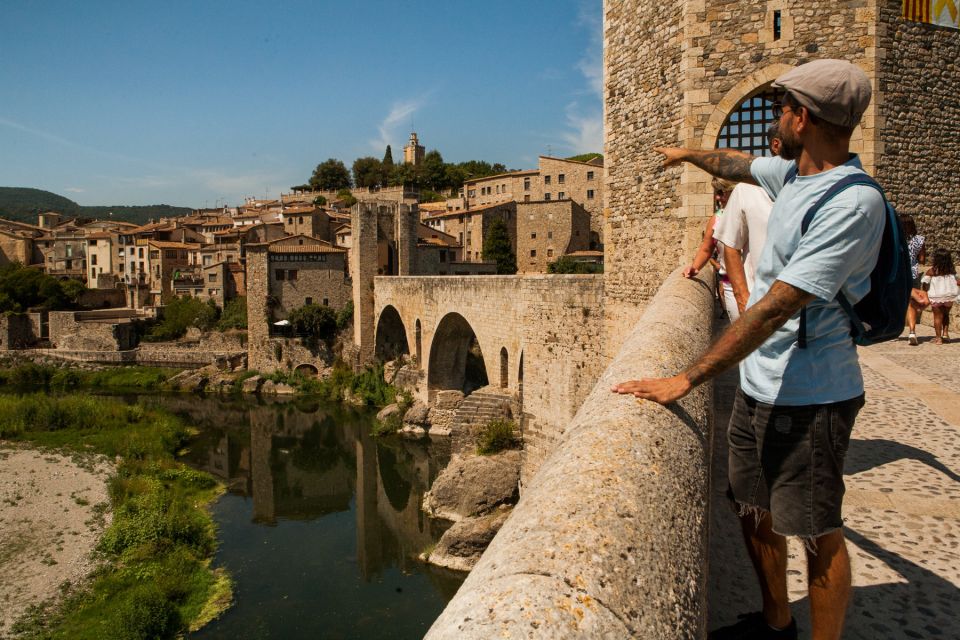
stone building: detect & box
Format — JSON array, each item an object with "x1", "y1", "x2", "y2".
[
  {"x1": 85, "y1": 232, "x2": 114, "y2": 286},
  {"x1": 281, "y1": 205, "x2": 332, "y2": 241},
  {"x1": 245, "y1": 234, "x2": 350, "y2": 373},
  {"x1": 602, "y1": 0, "x2": 960, "y2": 357},
  {"x1": 403, "y1": 132, "x2": 426, "y2": 166},
  {"x1": 515, "y1": 200, "x2": 592, "y2": 274},
  {"x1": 461, "y1": 155, "x2": 605, "y2": 248}
]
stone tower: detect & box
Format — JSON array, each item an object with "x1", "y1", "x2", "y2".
[
  {"x1": 403, "y1": 132, "x2": 425, "y2": 166},
  {"x1": 602, "y1": 0, "x2": 960, "y2": 358},
  {"x1": 351, "y1": 202, "x2": 379, "y2": 366}
]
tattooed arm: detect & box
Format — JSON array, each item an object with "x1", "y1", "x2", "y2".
[
  {"x1": 611, "y1": 280, "x2": 815, "y2": 404},
  {"x1": 655, "y1": 147, "x2": 759, "y2": 185}
]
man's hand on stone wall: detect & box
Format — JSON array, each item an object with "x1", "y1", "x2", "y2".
[
  {"x1": 610, "y1": 375, "x2": 692, "y2": 405},
  {"x1": 654, "y1": 147, "x2": 687, "y2": 168}
]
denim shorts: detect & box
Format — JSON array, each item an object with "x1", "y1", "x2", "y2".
[{"x1": 727, "y1": 387, "x2": 865, "y2": 539}]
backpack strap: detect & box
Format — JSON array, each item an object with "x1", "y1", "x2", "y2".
[
  {"x1": 797, "y1": 173, "x2": 885, "y2": 348},
  {"x1": 783, "y1": 164, "x2": 799, "y2": 186}
]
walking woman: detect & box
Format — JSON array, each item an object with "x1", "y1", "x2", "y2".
[
  {"x1": 901, "y1": 214, "x2": 926, "y2": 345},
  {"x1": 922, "y1": 248, "x2": 960, "y2": 344}
]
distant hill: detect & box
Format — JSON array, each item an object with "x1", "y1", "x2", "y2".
[
  {"x1": 0, "y1": 187, "x2": 192, "y2": 226},
  {"x1": 565, "y1": 153, "x2": 603, "y2": 164}
]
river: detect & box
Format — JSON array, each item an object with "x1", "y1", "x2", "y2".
[{"x1": 135, "y1": 393, "x2": 464, "y2": 639}]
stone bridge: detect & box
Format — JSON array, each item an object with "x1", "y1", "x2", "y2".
[{"x1": 372, "y1": 274, "x2": 605, "y2": 478}]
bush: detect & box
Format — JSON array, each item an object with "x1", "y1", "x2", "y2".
[
  {"x1": 145, "y1": 297, "x2": 220, "y2": 341},
  {"x1": 0, "y1": 262, "x2": 85, "y2": 312},
  {"x1": 547, "y1": 256, "x2": 603, "y2": 274},
  {"x1": 217, "y1": 297, "x2": 247, "y2": 331},
  {"x1": 287, "y1": 303, "x2": 337, "y2": 341},
  {"x1": 477, "y1": 419, "x2": 520, "y2": 455},
  {"x1": 335, "y1": 300, "x2": 354, "y2": 331},
  {"x1": 107, "y1": 583, "x2": 182, "y2": 640}
]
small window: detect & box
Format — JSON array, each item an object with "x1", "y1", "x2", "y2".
[
  {"x1": 288, "y1": 269, "x2": 298, "y2": 281},
  {"x1": 275, "y1": 269, "x2": 285, "y2": 281},
  {"x1": 558, "y1": 192, "x2": 565, "y2": 199},
  {"x1": 287, "y1": 218, "x2": 294, "y2": 225},
  {"x1": 773, "y1": 9, "x2": 782, "y2": 40},
  {"x1": 298, "y1": 216, "x2": 304, "y2": 223},
  {"x1": 548, "y1": 231, "x2": 553, "y2": 239},
  {"x1": 165, "y1": 250, "x2": 176, "y2": 259},
  {"x1": 524, "y1": 195, "x2": 530, "y2": 202},
  {"x1": 587, "y1": 189, "x2": 595, "y2": 199},
  {"x1": 544, "y1": 175, "x2": 551, "y2": 185},
  {"x1": 91, "y1": 255, "x2": 98, "y2": 266},
  {"x1": 322, "y1": 298, "x2": 329, "y2": 306},
  {"x1": 524, "y1": 177, "x2": 531, "y2": 191},
  {"x1": 530, "y1": 249, "x2": 537, "y2": 257},
  {"x1": 305, "y1": 297, "x2": 313, "y2": 305},
  {"x1": 531, "y1": 232, "x2": 537, "y2": 239},
  {"x1": 208, "y1": 273, "x2": 216, "y2": 282},
  {"x1": 544, "y1": 193, "x2": 551, "y2": 201},
  {"x1": 547, "y1": 249, "x2": 554, "y2": 257},
  {"x1": 558, "y1": 174, "x2": 565, "y2": 184},
  {"x1": 587, "y1": 171, "x2": 594, "y2": 180}
]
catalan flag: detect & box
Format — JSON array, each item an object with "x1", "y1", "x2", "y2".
[{"x1": 903, "y1": 0, "x2": 960, "y2": 27}]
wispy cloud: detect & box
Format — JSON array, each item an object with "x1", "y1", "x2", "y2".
[
  {"x1": 558, "y1": 1, "x2": 603, "y2": 154},
  {"x1": 64, "y1": 187, "x2": 86, "y2": 193},
  {"x1": 561, "y1": 103, "x2": 603, "y2": 154},
  {"x1": 369, "y1": 95, "x2": 430, "y2": 153},
  {"x1": 0, "y1": 116, "x2": 83, "y2": 149}
]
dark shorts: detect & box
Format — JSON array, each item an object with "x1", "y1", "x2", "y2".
[{"x1": 727, "y1": 387, "x2": 865, "y2": 538}]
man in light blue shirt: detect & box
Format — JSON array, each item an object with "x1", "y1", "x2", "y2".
[{"x1": 612, "y1": 60, "x2": 884, "y2": 640}]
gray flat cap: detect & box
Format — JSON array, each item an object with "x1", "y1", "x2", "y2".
[{"x1": 773, "y1": 59, "x2": 872, "y2": 128}]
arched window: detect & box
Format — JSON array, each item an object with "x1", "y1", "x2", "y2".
[
  {"x1": 499, "y1": 347, "x2": 509, "y2": 389},
  {"x1": 716, "y1": 86, "x2": 784, "y2": 155}
]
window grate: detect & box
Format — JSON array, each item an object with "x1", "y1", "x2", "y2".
[{"x1": 716, "y1": 87, "x2": 783, "y2": 156}]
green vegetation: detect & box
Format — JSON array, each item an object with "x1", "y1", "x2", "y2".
[
  {"x1": 336, "y1": 189, "x2": 357, "y2": 207},
  {"x1": 309, "y1": 158, "x2": 352, "y2": 191},
  {"x1": 0, "y1": 363, "x2": 178, "y2": 392},
  {"x1": 0, "y1": 263, "x2": 86, "y2": 312},
  {"x1": 547, "y1": 256, "x2": 604, "y2": 274},
  {"x1": 145, "y1": 296, "x2": 219, "y2": 341},
  {"x1": 0, "y1": 187, "x2": 190, "y2": 226},
  {"x1": 287, "y1": 303, "x2": 337, "y2": 341},
  {"x1": 371, "y1": 388, "x2": 413, "y2": 437},
  {"x1": 335, "y1": 300, "x2": 354, "y2": 331},
  {"x1": 1, "y1": 394, "x2": 229, "y2": 639},
  {"x1": 565, "y1": 153, "x2": 603, "y2": 164},
  {"x1": 477, "y1": 419, "x2": 521, "y2": 455},
  {"x1": 482, "y1": 217, "x2": 518, "y2": 274},
  {"x1": 216, "y1": 296, "x2": 247, "y2": 331}
]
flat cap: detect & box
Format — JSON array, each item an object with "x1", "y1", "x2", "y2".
[{"x1": 772, "y1": 59, "x2": 872, "y2": 128}]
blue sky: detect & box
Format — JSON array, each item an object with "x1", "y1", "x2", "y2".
[{"x1": 0, "y1": 0, "x2": 602, "y2": 208}]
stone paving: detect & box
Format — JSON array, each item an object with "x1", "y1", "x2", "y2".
[{"x1": 708, "y1": 324, "x2": 960, "y2": 639}]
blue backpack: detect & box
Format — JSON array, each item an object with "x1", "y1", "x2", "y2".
[{"x1": 784, "y1": 168, "x2": 912, "y2": 347}]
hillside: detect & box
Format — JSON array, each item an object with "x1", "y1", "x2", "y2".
[{"x1": 0, "y1": 187, "x2": 192, "y2": 226}]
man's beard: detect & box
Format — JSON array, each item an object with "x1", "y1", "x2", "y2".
[{"x1": 778, "y1": 131, "x2": 803, "y2": 160}]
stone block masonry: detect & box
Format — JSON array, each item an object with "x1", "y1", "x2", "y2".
[{"x1": 425, "y1": 267, "x2": 716, "y2": 639}]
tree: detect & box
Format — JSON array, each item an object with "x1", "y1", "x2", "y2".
[
  {"x1": 352, "y1": 157, "x2": 383, "y2": 189},
  {"x1": 336, "y1": 189, "x2": 357, "y2": 207},
  {"x1": 287, "y1": 303, "x2": 337, "y2": 341},
  {"x1": 309, "y1": 159, "x2": 351, "y2": 192},
  {"x1": 381, "y1": 145, "x2": 395, "y2": 187},
  {"x1": 422, "y1": 150, "x2": 447, "y2": 192},
  {"x1": 482, "y1": 218, "x2": 517, "y2": 274}
]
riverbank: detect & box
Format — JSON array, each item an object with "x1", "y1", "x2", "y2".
[
  {"x1": 0, "y1": 448, "x2": 112, "y2": 637},
  {"x1": 0, "y1": 394, "x2": 230, "y2": 639}
]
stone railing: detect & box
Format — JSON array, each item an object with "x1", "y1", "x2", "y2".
[{"x1": 426, "y1": 266, "x2": 717, "y2": 639}]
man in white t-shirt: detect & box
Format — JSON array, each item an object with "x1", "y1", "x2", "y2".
[{"x1": 712, "y1": 123, "x2": 780, "y2": 320}]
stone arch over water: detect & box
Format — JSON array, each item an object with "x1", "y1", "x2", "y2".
[
  {"x1": 294, "y1": 363, "x2": 319, "y2": 377},
  {"x1": 375, "y1": 305, "x2": 410, "y2": 362},
  {"x1": 428, "y1": 312, "x2": 489, "y2": 397}
]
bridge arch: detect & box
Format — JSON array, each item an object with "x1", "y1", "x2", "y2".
[
  {"x1": 375, "y1": 305, "x2": 410, "y2": 362},
  {"x1": 428, "y1": 312, "x2": 489, "y2": 397},
  {"x1": 294, "y1": 363, "x2": 319, "y2": 377},
  {"x1": 499, "y1": 347, "x2": 509, "y2": 388}
]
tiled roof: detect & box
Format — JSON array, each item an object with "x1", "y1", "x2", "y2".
[
  {"x1": 268, "y1": 243, "x2": 345, "y2": 254},
  {"x1": 147, "y1": 240, "x2": 201, "y2": 250}
]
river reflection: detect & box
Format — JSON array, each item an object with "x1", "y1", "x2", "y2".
[{"x1": 137, "y1": 394, "x2": 464, "y2": 639}]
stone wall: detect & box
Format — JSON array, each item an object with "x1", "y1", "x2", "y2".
[
  {"x1": 425, "y1": 267, "x2": 715, "y2": 639},
  {"x1": 539, "y1": 156, "x2": 604, "y2": 247},
  {"x1": 269, "y1": 253, "x2": 350, "y2": 316},
  {"x1": 0, "y1": 314, "x2": 36, "y2": 350},
  {"x1": 373, "y1": 274, "x2": 604, "y2": 482},
  {"x1": 47, "y1": 312, "x2": 138, "y2": 351},
  {"x1": 0, "y1": 233, "x2": 33, "y2": 265},
  {"x1": 876, "y1": 0, "x2": 960, "y2": 256},
  {"x1": 245, "y1": 247, "x2": 274, "y2": 372}
]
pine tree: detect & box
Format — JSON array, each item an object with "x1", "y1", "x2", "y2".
[{"x1": 481, "y1": 218, "x2": 517, "y2": 274}]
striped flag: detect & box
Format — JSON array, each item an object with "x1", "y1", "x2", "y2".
[{"x1": 903, "y1": 0, "x2": 960, "y2": 27}]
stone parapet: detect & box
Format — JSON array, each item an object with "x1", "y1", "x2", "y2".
[{"x1": 425, "y1": 266, "x2": 715, "y2": 639}]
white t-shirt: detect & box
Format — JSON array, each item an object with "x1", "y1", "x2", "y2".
[{"x1": 712, "y1": 182, "x2": 773, "y2": 290}]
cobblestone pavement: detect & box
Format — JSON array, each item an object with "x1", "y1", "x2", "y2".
[{"x1": 709, "y1": 324, "x2": 960, "y2": 639}]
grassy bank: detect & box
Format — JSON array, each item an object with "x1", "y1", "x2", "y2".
[
  {"x1": 0, "y1": 363, "x2": 177, "y2": 393},
  {"x1": 257, "y1": 361, "x2": 398, "y2": 407},
  {"x1": 0, "y1": 394, "x2": 230, "y2": 639}
]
